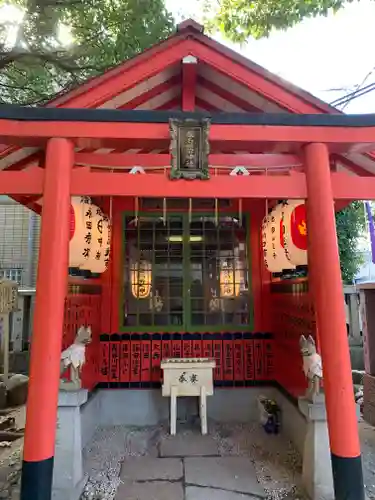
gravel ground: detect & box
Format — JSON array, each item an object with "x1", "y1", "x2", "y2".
[
  {"x1": 0, "y1": 408, "x2": 374, "y2": 500},
  {"x1": 81, "y1": 422, "x2": 307, "y2": 500}
]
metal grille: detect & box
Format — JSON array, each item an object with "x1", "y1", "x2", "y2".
[
  {"x1": 0, "y1": 198, "x2": 40, "y2": 287},
  {"x1": 0, "y1": 267, "x2": 23, "y2": 284},
  {"x1": 122, "y1": 213, "x2": 251, "y2": 331}
]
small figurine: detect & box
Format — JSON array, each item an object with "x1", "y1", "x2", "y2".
[
  {"x1": 60, "y1": 325, "x2": 92, "y2": 390},
  {"x1": 258, "y1": 396, "x2": 281, "y2": 434},
  {"x1": 149, "y1": 290, "x2": 163, "y2": 312},
  {"x1": 300, "y1": 334, "x2": 323, "y2": 400},
  {"x1": 209, "y1": 288, "x2": 220, "y2": 312}
]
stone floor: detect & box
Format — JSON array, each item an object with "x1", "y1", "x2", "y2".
[
  {"x1": 81, "y1": 421, "x2": 307, "y2": 500},
  {"x1": 3, "y1": 410, "x2": 375, "y2": 499}
]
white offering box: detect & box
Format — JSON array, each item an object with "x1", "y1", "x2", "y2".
[{"x1": 160, "y1": 357, "x2": 216, "y2": 436}]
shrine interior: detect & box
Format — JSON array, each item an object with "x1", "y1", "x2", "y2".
[{"x1": 63, "y1": 195, "x2": 307, "y2": 404}]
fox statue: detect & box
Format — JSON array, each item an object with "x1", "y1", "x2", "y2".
[
  {"x1": 299, "y1": 334, "x2": 323, "y2": 400},
  {"x1": 60, "y1": 325, "x2": 92, "y2": 390}
]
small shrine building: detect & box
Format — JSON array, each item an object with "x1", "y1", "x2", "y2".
[{"x1": 0, "y1": 18, "x2": 373, "y2": 500}]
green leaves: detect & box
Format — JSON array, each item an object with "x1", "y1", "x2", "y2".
[
  {"x1": 336, "y1": 201, "x2": 365, "y2": 284},
  {"x1": 0, "y1": 0, "x2": 174, "y2": 104},
  {"x1": 203, "y1": 0, "x2": 358, "y2": 42}
]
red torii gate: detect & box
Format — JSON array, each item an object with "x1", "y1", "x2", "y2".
[{"x1": 0, "y1": 109, "x2": 371, "y2": 500}]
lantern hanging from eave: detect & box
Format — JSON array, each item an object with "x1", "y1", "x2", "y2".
[
  {"x1": 262, "y1": 208, "x2": 294, "y2": 274},
  {"x1": 219, "y1": 259, "x2": 240, "y2": 297},
  {"x1": 262, "y1": 214, "x2": 282, "y2": 273},
  {"x1": 103, "y1": 217, "x2": 111, "y2": 271},
  {"x1": 282, "y1": 200, "x2": 308, "y2": 266},
  {"x1": 69, "y1": 196, "x2": 92, "y2": 268},
  {"x1": 80, "y1": 207, "x2": 110, "y2": 274},
  {"x1": 269, "y1": 204, "x2": 296, "y2": 271},
  {"x1": 131, "y1": 261, "x2": 152, "y2": 299}
]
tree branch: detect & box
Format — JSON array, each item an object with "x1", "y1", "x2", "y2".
[{"x1": 0, "y1": 49, "x2": 106, "y2": 72}]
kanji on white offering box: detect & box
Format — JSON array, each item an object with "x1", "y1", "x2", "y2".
[{"x1": 161, "y1": 357, "x2": 215, "y2": 436}]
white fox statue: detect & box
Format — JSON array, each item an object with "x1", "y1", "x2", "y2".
[
  {"x1": 299, "y1": 334, "x2": 323, "y2": 400},
  {"x1": 60, "y1": 325, "x2": 92, "y2": 390}
]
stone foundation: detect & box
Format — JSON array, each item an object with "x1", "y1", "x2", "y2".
[
  {"x1": 59, "y1": 386, "x2": 362, "y2": 500},
  {"x1": 83, "y1": 386, "x2": 276, "y2": 428},
  {"x1": 53, "y1": 390, "x2": 88, "y2": 500}
]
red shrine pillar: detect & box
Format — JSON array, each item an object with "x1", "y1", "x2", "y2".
[
  {"x1": 304, "y1": 142, "x2": 364, "y2": 500},
  {"x1": 20, "y1": 138, "x2": 73, "y2": 500}
]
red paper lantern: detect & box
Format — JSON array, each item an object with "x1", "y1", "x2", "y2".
[{"x1": 282, "y1": 201, "x2": 308, "y2": 266}]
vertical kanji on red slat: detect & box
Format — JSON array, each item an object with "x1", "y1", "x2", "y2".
[
  {"x1": 172, "y1": 333, "x2": 182, "y2": 358},
  {"x1": 254, "y1": 336, "x2": 264, "y2": 380},
  {"x1": 109, "y1": 334, "x2": 120, "y2": 382},
  {"x1": 243, "y1": 333, "x2": 254, "y2": 382},
  {"x1": 141, "y1": 334, "x2": 151, "y2": 383},
  {"x1": 131, "y1": 335, "x2": 141, "y2": 383},
  {"x1": 99, "y1": 334, "x2": 110, "y2": 383},
  {"x1": 120, "y1": 334, "x2": 130, "y2": 383},
  {"x1": 162, "y1": 333, "x2": 171, "y2": 360},
  {"x1": 193, "y1": 334, "x2": 202, "y2": 358},
  {"x1": 264, "y1": 336, "x2": 275, "y2": 381},
  {"x1": 151, "y1": 334, "x2": 162, "y2": 383},
  {"x1": 202, "y1": 337, "x2": 213, "y2": 358},
  {"x1": 233, "y1": 333, "x2": 244, "y2": 382},
  {"x1": 223, "y1": 333, "x2": 234, "y2": 382},
  {"x1": 213, "y1": 334, "x2": 223, "y2": 382},
  {"x1": 183, "y1": 333, "x2": 193, "y2": 358}
]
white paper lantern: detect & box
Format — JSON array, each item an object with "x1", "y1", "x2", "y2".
[
  {"x1": 262, "y1": 205, "x2": 296, "y2": 273},
  {"x1": 262, "y1": 214, "x2": 283, "y2": 273},
  {"x1": 282, "y1": 200, "x2": 308, "y2": 267},
  {"x1": 69, "y1": 196, "x2": 92, "y2": 268},
  {"x1": 269, "y1": 205, "x2": 295, "y2": 271},
  {"x1": 103, "y1": 218, "x2": 111, "y2": 271},
  {"x1": 80, "y1": 207, "x2": 109, "y2": 273}
]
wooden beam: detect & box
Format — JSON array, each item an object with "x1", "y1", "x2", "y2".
[
  {"x1": 1, "y1": 168, "x2": 375, "y2": 202},
  {"x1": 0, "y1": 121, "x2": 169, "y2": 145},
  {"x1": 2, "y1": 121, "x2": 375, "y2": 153},
  {"x1": 331, "y1": 153, "x2": 372, "y2": 177},
  {"x1": 119, "y1": 74, "x2": 180, "y2": 110},
  {"x1": 74, "y1": 152, "x2": 301, "y2": 168},
  {"x1": 197, "y1": 75, "x2": 260, "y2": 112},
  {"x1": 69, "y1": 171, "x2": 375, "y2": 200},
  {"x1": 0, "y1": 168, "x2": 43, "y2": 195},
  {"x1": 70, "y1": 169, "x2": 306, "y2": 198},
  {"x1": 51, "y1": 39, "x2": 189, "y2": 109},
  {"x1": 155, "y1": 96, "x2": 181, "y2": 110},
  {"x1": 209, "y1": 125, "x2": 375, "y2": 152},
  {"x1": 331, "y1": 173, "x2": 375, "y2": 200},
  {"x1": 195, "y1": 97, "x2": 220, "y2": 112},
  {"x1": 186, "y1": 39, "x2": 322, "y2": 114},
  {"x1": 182, "y1": 58, "x2": 197, "y2": 111}
]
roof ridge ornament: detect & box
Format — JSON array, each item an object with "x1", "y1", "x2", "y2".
[
  {"x1": 182, "y1": 55, "x2": 198, "y2": 65},
  {"x1": 177, "y1": 19, "x2": 204, "y2": 34}
]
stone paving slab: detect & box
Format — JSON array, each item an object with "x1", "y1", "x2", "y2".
[
  {"x1": 120, "y1": 457, "x2": 183, "y2": 481},
  {"x1": 186, "y1": 486, "x2": 262, "y2": 500},
  {"x1": 160, "y1": 434, "x2": 219, "y2": 457},
  {"x1": 115, "y1": 481, "x2": 184, "y2": 500},
  {"x1": 184, "y1": 457, "x2": 266, "y2": 498}
]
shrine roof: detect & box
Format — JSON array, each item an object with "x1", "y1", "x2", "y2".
[
  {"x1": 1, "y1": 18, "x2": 375, "y2": 181},
  {"x1": 2, "y1": 106, "x2": 375, "y2": 127}
]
